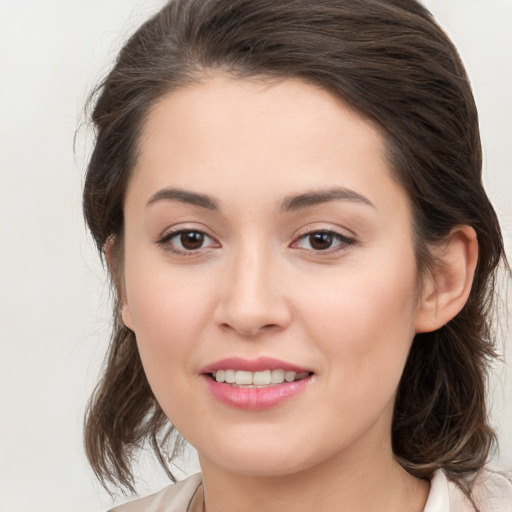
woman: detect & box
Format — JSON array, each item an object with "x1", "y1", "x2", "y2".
[{"x1": 83, "y1": 0, "x2": 512, "y2": 510}]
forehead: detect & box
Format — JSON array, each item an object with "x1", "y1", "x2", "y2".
[
  {"x1": 139, "y1": 74, "x2": 383, "y2": 160},
  {"x1": 128, "y1": 75, "x2": 407, "y2": 217}
]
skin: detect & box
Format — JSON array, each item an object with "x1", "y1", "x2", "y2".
[{"x1": 119, "y1": 75, "x2": 477, "y2": 512}]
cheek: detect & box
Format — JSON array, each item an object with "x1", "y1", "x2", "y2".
[
  {"x1": 123, "y1": 267, "x2": 211, "y2": 425},
  {"x1": 123, "y1": 253, "x2": 214, "y2": 373},
  {"x1": 297, "y1": 258, "x2": 419, "y2": 381}
]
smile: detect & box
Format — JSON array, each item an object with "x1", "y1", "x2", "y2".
[
  {"x1": 212, "y1": 369, "x2": 311, "y2": 386},
  {"x1": 200, "y1": 358, "x2": 315, "y2": 410}
]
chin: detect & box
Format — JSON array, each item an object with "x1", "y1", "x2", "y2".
[
  {"x1": 196, "y1": 433, "x2": 339, "y2": 479},
  {"x1": 210, "y1": 454, "x2": 312, "y2": 478}
]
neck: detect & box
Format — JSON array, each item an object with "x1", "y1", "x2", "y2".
[{"x1": 198, "y1": 442, "x2": 429, "y2": 512}]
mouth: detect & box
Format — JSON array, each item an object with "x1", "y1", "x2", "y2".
[
  {"x1": 200, "y1": 358, "x2": 315, "y2": 409},
  {"x1": 209, "y1": 369, "x2": 313, "y2": 387}
]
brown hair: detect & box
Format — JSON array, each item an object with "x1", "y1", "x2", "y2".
[{"x1": 83, "y1": 0, "x2": 507, "y2": 501}]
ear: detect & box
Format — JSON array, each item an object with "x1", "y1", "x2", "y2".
[
  {"x1": 415, "y1": 226, "x2": 478, "y2": 333},
  {"x1": 104, "y1": 237, "x2": 134, "y2": 331}
]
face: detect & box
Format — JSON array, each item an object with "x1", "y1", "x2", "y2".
[{"x1": 121, "y1": 75, "x2": 427, "y2": 478}]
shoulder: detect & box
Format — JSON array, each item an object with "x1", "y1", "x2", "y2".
[
  {"x1": 465, "y1": 469, "x2": 512, "y2": 511},
  {"x1": 427, "y1": 468, "x2": 512, "y2": 512},
  {"x1": 107, "y1": 473, "x2": 202, "y2": 512}
]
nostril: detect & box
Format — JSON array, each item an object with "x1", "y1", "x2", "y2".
[{"x1": 218, "y1": 321, "x2": 280, "y2": 337}]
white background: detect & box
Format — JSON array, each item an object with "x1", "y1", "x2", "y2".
[{"x1": 0, "y1": 1, "x2": 511, "y2": 511}]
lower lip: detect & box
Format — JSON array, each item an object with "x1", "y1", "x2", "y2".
[{"x1": 203, "y1": 375, "x2": 312, "y2": 410}]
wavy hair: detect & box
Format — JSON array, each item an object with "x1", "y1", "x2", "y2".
[{"x1": 82, "y1": 0, "x2": 507, "y2": 502}]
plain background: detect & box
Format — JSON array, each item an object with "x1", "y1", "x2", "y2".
[{"x1": 0, "y1": 1, "x2": 511, "y2": 511}]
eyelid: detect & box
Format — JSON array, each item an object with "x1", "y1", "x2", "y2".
[
  {"x1": 156, "y1": 226, "x2": 221, "y2": 255},
  {"x1": 290, "y1": 227, "x2": 356, "y2": 253},
  {"x1": 154, "y1": 223, "x2": 355, "y2": 256}
]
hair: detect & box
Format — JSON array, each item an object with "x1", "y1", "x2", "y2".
[{"x1": 83, "y1": 0, "x2": 507, "y2": 503}]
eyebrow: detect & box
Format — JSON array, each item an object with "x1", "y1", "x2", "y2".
[
  {"x1": 145, "y1": 188, "x2": 219, "y2": 210},
  {"x1": 279, "y1": 187, "x2": 375, "y2": 212},
  {"x1": 145, "y1": 186, "x2": 374, "y2": 212}
]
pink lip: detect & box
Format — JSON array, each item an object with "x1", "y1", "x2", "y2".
[
  {"x1": 203, "y1": 377, "x2": 312, "y2": 410},
  {"x1": 200, "y1": 356, "x2": 311, "y2": 374},
  {"x1": 200, "y1": 357, "x2": 314, "y2": 410}
]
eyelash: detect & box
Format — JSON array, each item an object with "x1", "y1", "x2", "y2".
[
  {"x1": 292, "y1": 230, "x2": 355, "y2": 253},
  {"x1": 156, "y1": 229, "x2": 219, "y2": 255},
  {"x1": 156, "y1": 228, "x2": 355, "y2": 255}
]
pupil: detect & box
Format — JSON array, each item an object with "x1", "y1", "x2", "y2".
[
  {"x1": 181, "y1": 231, "x2": 204, "y2": 250},
  {"x1": 310, "y1": 232, "x2": 332, "y2": 250}
]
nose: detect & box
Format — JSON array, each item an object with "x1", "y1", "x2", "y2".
[{"x1": 214, "y1": 245, "x2": 292, "y2": 338}]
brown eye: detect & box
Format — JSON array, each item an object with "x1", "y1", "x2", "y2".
[
  {"x1": 309, "y1": 232, "x2": 334, "y2": 250},
  {"x1": 180, "y1": 231, "x2": 205, "y2": 250},
  {"x1": 157, "y1": 229, "x2": 219, "y2": 254},
  {"x1": 292, "y1": 230, "x2": 355, "y2": 253}
]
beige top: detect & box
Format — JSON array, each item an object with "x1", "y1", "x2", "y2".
[{"x1": 109, "y1": 469, "x2": 512, "y2": 512}]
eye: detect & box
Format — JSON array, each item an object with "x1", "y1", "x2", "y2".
[
  {"x1": 157, "y1": 229, "x2": 219, "y2": 254},
  {"x1": 292, "y1": 230, "x2": 354, "y2": 252}
]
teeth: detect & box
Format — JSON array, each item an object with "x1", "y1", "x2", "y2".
[
  {"x1": 284, "y1": 371, "x2": 296, "y2": 382},
  {"x1": 213, "y1": 369, "x2": 310, "y2": 386},
  {"x1": 271, "y1": 369, "x2": 285, "y2": 383},
  {"x1": 235, "y1": 371, "x2": 253, "y2": 385},
  {"x1": 253, "y1": 370, "x2": 271, "y2": 386}
]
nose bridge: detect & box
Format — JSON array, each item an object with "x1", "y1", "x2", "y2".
[{"x1": 215, "y1": 238, "x2": 289, "y2": 336}]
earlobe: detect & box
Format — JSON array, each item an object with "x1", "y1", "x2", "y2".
[
  {"x1": 121, "y1": 303, "x2": 135, "y2": 331},
  {"x1": 415, "y1": 226, "x2": 478, "y2": 333},
  {"x1": 103, "y1": 236, "x2": 134, "y2": 331}
]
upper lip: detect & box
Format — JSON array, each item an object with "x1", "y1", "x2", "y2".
[{"x1": 200, "y1": 356, "x2": 312, "y2": 374}]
